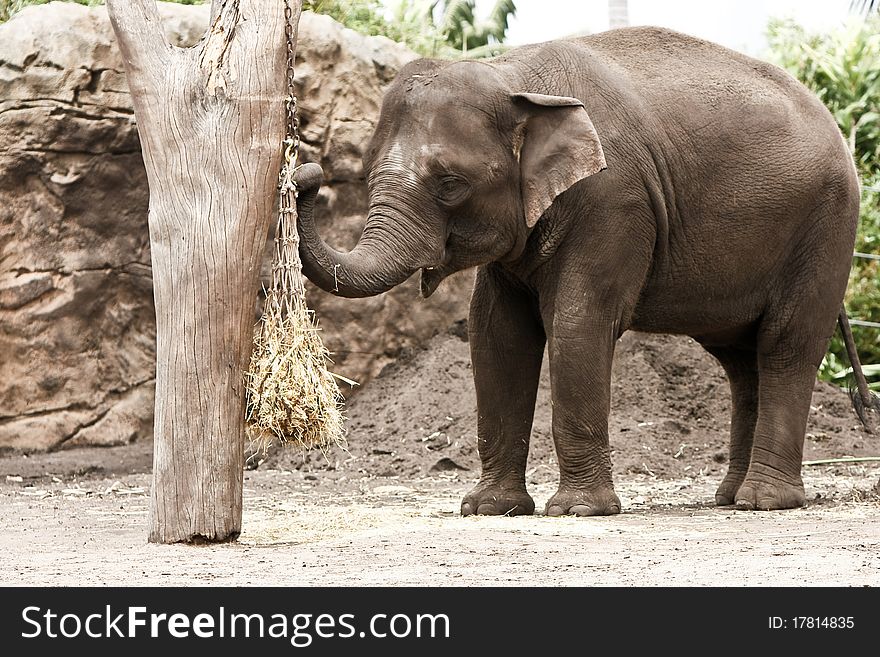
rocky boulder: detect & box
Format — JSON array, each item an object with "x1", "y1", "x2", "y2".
[{"x1": 0, "y1": 2, "x2": 472, "y2": 451}]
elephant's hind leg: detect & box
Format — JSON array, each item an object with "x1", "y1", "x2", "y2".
[
  {"x1": 702, "y1": 345, "x2": 759, "y2": 505},
  {"x1": 735, "y1": 187, "x2": 855, "y2": 510},
  {"x1": 461, "y1": 267, "x2": 545, "y2": 516},
  {"x1": 734, "y1": 325, "x2": 830, "y2": 510}
]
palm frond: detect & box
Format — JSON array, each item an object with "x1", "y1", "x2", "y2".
[
  {"x1": 439, "y1": 0, "x2": 475, "y2": 43},
  {"x1": 851, "y1": 0, "x2": 879, "y2": 14},
  {"x1": 483, "y1": 0, "x2": 516, "y2": 42}
]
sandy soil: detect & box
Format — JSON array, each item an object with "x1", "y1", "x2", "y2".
[
  {"x1": 2, "y1": 330, "x2": 878, "y2": 586},
  {"x1": 1, "y1": 461, "x2": 878, "y2": 586}
]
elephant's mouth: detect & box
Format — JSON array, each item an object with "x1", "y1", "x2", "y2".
[{"x1": 420, "y1": 265, "x2": 450, "y2": 298}]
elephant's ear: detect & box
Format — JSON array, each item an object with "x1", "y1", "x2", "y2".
[{"x1": 511, "y1": 92, "x2": 606, "y2": 228}]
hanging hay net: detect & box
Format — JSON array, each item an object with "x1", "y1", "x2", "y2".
[{"x1": 245, "y1": 161, "x2": 352, "y2": 457}]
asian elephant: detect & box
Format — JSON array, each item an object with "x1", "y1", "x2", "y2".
[{"x1": 293, "y1": 26, "x2": 870, "y2": 515}]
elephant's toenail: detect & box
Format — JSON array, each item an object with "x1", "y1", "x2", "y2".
[
  {"x1": 461, "y1": 502, "x2": 473, "y2": 516},
  {"x1": 735, "y1": 500, "x2": 755, "y2": 511},
  {"x1": 476, "y1": 503, "x2": 499, "y2": 515},
  {"x1": 570, "y1": 505, "x2": 593, "y2": 516},
  {"x1": 547, "y1": 505, "x2": 564, "y2": 517}
]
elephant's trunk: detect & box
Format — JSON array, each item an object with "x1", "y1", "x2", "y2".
[{"x1": 293, "y1": 163, "x2": 423, "y2": 299}]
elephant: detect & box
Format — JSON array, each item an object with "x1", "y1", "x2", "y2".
[{"x1": 293, "y1": 26, "x2": 870, "y2": 515}]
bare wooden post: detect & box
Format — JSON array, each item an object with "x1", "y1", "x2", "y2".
[{"x1": 107, "y1": 0, "x2": 297, "y2": 543}]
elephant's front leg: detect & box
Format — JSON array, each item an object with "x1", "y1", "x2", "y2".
[
  {"x1": 461, "y1": 267, "x2": 545, "y2": 516},
  {"x1": 545, "y1": 307, "x2": 621, "y2": 516}
]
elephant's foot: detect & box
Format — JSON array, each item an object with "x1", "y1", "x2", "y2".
[
  {"x1": 734, "y1": 473, "x2": 805, "y2": 511},
  {"x1": 545, "y1": 485, "x2": 621, "y2": 517},
  {"x1": 460, "y1": 482, "x2": 535, "y2": 516},
  {"x1": 714, "y1": 470, "x2": 747, "y2": 506}
]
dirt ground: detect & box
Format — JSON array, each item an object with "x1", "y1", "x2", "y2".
[
  {"x1": 1, "y1": 464, "x2": 878, "y2": 586},
  {"x1": 1, "y1": 330, "x2": 879, "y2": 585}
]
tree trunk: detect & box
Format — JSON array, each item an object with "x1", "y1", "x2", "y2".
[{"x1": 106, "y1": 0, "x2": 295, "y2": 543}]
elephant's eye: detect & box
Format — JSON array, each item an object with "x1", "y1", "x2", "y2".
[{"x1": 436, "y1": 176, "x2": 471, "y2": 207}]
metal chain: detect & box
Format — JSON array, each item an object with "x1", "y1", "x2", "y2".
[
  {"x1": 282, "y1": 0, "x2": 300, "y2": 172},
  {"x1": 275, "y1": 0, "x2": 305, "y2": 309}
]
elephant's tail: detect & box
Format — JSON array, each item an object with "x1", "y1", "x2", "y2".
[{"x1": 837, "y1": 305, "x2": 880, "y2": 433}]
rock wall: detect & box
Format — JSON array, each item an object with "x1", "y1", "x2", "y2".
[{"x1": 0, "y1": 2, "x2": 472, "y2": 451}]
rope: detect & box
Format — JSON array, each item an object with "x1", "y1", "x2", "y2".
[
  {"x1": 271, "y1": 0, "x2": 304, "y2": 314},
  {"x1": 244, "y1": 0, "x2": 347, "y2": 453},
  {"x1": 848, "y1": 318, "x2": 880, "y2": 329}
]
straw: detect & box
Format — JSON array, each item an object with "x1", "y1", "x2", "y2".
[{"x1": 245, "y1": 164, "x2": 351, "y2": 455}]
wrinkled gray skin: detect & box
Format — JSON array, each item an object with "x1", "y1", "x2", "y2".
[{"x1": 295, "y1": 27, "x2": 860, "y2": 515}]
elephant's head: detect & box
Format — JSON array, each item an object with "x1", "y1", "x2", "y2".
[{"x1": 294, "y1": 59, "x2": 606, "y2": 299}]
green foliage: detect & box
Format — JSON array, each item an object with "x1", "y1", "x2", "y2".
[
  {"x1": 302, "y1": 0, "x2": 454, "y2": 56},
  {"x1": 437, "y1": 0, "x2": 515, "y2": 52},
  {"x1": 308, "y1": 0, "x2": 516, "y2": 59},
  {"x1": 768, "y1": 18, "x2": 880, "y2": 172},
  {"x1": 386, "y1": 0, "x2": 515, "y2": 58},
  {"x1": 303, "y1": 0, "x2": 391, "y2": 37},
  {"x1": 767, "y1": 17, "x2": 880, "y2": 384}
]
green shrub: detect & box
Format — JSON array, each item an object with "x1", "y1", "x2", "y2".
[
  {"x1": 303, "y1": 0, "x2": 392, "y2": 38},
  {"x1": 303, "y1": 1, "x2": 516, "y2": 58},
  {"x1": 767, "y1": 17, "x2": 880, "y2": 383}
]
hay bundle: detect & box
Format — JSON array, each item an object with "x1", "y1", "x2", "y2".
[{"x1": 245, "y1": 165, "x2": 350, "y2": 455}]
